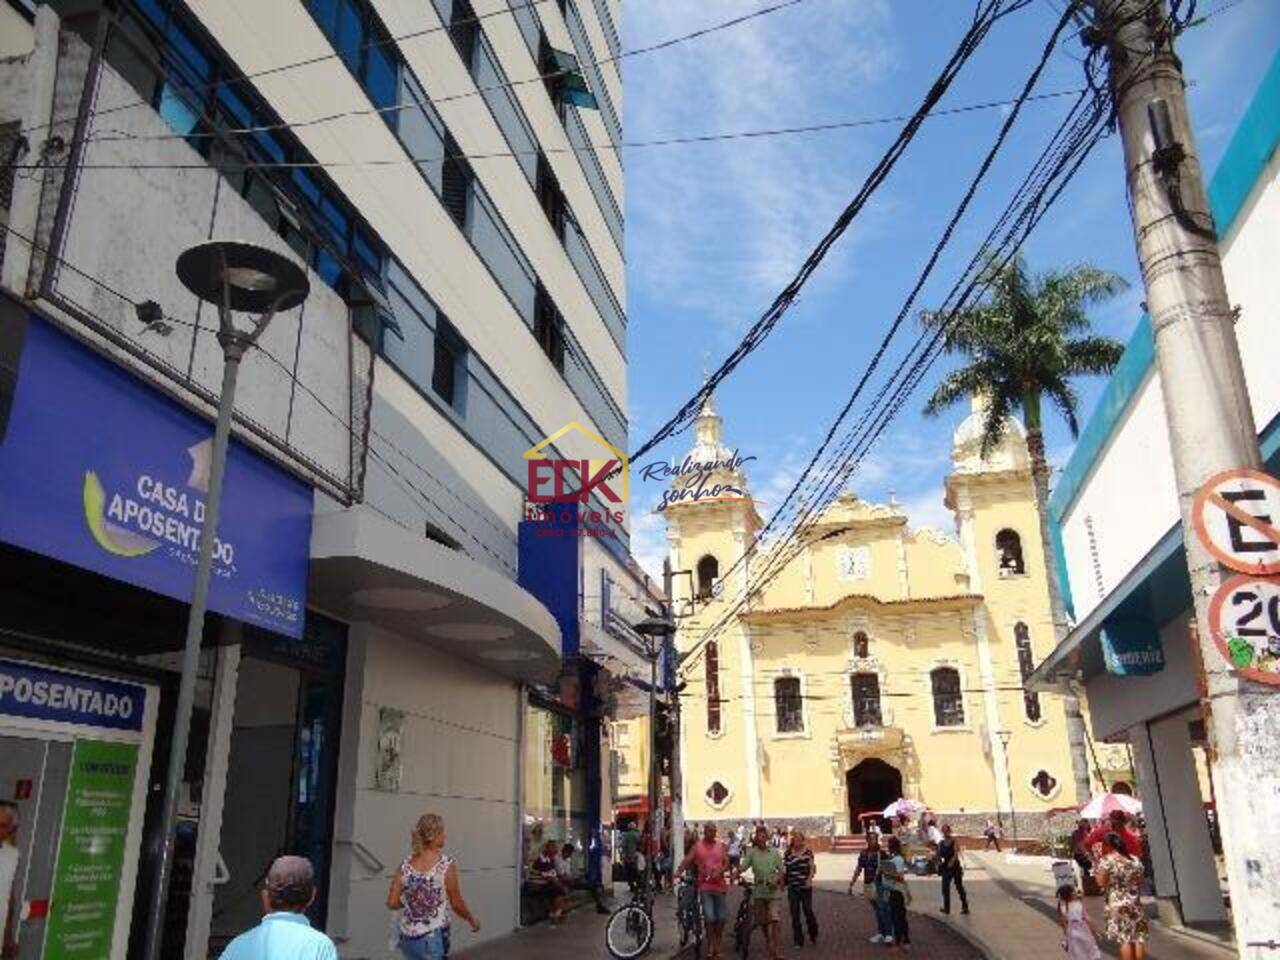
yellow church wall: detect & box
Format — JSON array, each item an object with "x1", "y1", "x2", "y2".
[{"x1": 902, "y1": 531, "x2": 967, "y2": 598}]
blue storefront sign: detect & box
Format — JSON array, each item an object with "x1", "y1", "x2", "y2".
[
  {"x1": 0, "y1": 659, "x2": 146, "y2": 732},
  {"x1": 1101, "y1": 618, "x2": 1166, "y2": 676},
  {"x1": 0, "y1": 315, "x2": 312, "y2": 637}
]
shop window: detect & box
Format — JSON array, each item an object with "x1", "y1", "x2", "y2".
[
  {"x1": 774, "y1": 676, "x2": 803, "y2": 734},
  {"x1": 521, "y1": 701, "x2": 587, "y2": 879},
  {"x1": 996, "y1": 529, "x2": 1025, "y2": 576},
  {"x1": 1030, "y1": 769, "x2": 1058, "y2": 798},
  {"x1": 1014, "y1": 621, "x2": 1041, "y2": 722},
  {"x1": 696, "y1": 555, "x2": 719, "y2": 600},
  {"x1": 705, "y1": 641, "x2": 721, "y2": 734},
  {"x1": 853, "y1": 630, "x2": 870, "y2": 659},
  {"x1": 851, "y1": 673, "x2": 882, "y2": 727},
  {"x1": 930, "y1": 667, "x2": 964, "y2": 727},
  {"x1": 705, "y1": 781, "x2": 730, "y2": 808}
]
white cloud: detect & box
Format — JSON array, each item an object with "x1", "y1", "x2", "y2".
[
  {"x1": 623, "y1": 0, "x2": 899, "y2": 330},
  {"x1": 899, "y1": 485, "x2": 956, "y2": 536},
  {"x1": 629, "y1": 508, "x2": 668, "y2": 582}
]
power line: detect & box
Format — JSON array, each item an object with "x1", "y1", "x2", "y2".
[{"x1": 16, "y1": 0, "x2": 809, "y2": 141}]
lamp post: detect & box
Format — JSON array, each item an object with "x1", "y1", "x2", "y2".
[
  {"x1": 995, "y1": 728, "x2": 1017, "y2": 850},
  {"x1": 634, "y1": 613, "x2": 675, "y2": 857},
  {"x1": 142, "y1": 242, "x2": 308, "y2": 960}
]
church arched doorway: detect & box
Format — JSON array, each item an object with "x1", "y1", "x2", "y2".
[{"x1": 846, "y1": 758, "x2": 903, "y2": 833}]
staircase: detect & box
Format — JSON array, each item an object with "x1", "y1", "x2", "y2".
[{"x1": 829, "y1": 835, "x2": 867, "y2": 855}]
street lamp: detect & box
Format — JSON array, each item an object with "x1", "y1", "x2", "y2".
[
  {"x1": 995, "y1": 728, "x2": 1018, "y2": 850},
  {"x1": 142, "y1": 242, "x2": 309, "y2": 960},
  {"x1": 633, "y1": 614, "x2": 676, "y2": 848}
]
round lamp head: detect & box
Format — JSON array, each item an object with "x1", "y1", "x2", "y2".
[
  {"x1": 177, "y1": 241, "x2": 309, "y2": 314},
  {"x1": 633, "y1": 615, "x2": 676, "y2": 639}
]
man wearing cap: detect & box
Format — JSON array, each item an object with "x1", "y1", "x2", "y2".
[{"x1": 220, "y1": 855, "x2": 337, "y2": 960}]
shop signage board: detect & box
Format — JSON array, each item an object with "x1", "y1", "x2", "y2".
[
  {"x1": 0, "y1": 315, "x2": 312, "y2": 637},
  {"x1": 0, "y1": 659, "x2": 145, "y2": 732},
  {"x1": 1207, "y1": 573, "x2": 1280, "y2": 686},
  {"x1": 42, "y1": 739, "x2": 139, "y2": 960},
  {"x1": 1100, "y1": 618, "x2": 1166, "y2": 676},
  {"x1": 1191, "y1": 468, "x2": 1280, "y2": 574}
]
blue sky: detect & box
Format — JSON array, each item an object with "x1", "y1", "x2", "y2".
[{"x1": 619, "y1": 0, "x2": 1280, "y2": 577}]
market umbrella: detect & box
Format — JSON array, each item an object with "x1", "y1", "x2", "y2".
[
  {"x1": 1079, "y1": 792, "x2": 1143, "y2": 820},
  {"x1": 882, "y1": 798, "x2": 927, "y2": 818}
]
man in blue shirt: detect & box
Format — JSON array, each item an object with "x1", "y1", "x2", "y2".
[{"x1": 220, "y1": 856, "x2": 337, "y2": 960}]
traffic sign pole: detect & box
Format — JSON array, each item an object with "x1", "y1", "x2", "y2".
[{"x1": 1093, "y1": 1, "x2": 1280, "y2": 952}]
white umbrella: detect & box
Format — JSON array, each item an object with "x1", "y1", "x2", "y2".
[
  {"x1": 882, "y1": 798, "x2": 927, "y2": 818},
  {"x1": 1079, "y1": 792, "x2": 1142, "y2": 820}
]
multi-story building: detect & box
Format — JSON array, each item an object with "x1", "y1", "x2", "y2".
[
  {"x1": 0, "y1": 0, "x2": 651, "y2": 956},
  {"x1": 660, "y1": 393, "x2": 1129, "y2": 844}
]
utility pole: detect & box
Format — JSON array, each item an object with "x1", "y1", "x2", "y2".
[
  {"x1": 1093, "y1": 1, "x2": 1279, "y2": 952},
  {"x1": 665, "y1": 560, "x2": 684, "y2": 862}
]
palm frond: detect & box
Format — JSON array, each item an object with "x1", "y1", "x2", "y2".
[
  {"x1": 1063, "y1": 335, "x2": 1125, "y2": 376},
  {"x1": 923, "y1": 363, "x2": 1001, "y2": 417},
  {"x1": 979, "y1": 388, "x2": 1018, "y2": 458},
  {"x1": 1044, "y1": 377, "x2": 1082, "y2": 438}
]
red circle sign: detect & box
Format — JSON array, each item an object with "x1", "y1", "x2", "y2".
[
  {"x1": 1192, "y1": 468, "x2": 1280, "y2": 575},
  {"x1": 1207, "y1": 573, "x2": 1280, "y2": 685}
]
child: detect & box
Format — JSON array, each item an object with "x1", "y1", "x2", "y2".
[{"x1": 1058, "y1": 884, "x2": 1101, "y2": 960}]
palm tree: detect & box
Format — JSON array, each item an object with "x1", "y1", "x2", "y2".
[{"x1": 922, "y1": 254, "x2": 1127, "y2": 807}]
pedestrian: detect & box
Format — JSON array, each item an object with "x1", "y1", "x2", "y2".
[
  {"x1": 620, "y1": 819, "x2": 642, "y2": 891},
  {"x1": 1086, "y1": 811, "x2": 1142, "y2": 860},
  {"x1": 784, "y1": 830, "x2": 818, "y2": 947},
  {"x1": 220, "y1": 855, "x2": 337, "y2": 959},
  {"x1": 530, "y1": 841, "x2": 570, "y2": 924},
  {"x1": 727, "y1": 826, "x2": 743, "y2": 871},
  {"x1": 1, "y1": 802, "x2": 21, "y2": 960},
  {"x1": 926, "y1": 817, "x2": 943, "y2": 846},
  {"x1": 560, "y1": 842, "x2": 610, "y2": 915},
  {"x1": 739, "y1": 824, "x2": 785, "y2": 960},
  {"x1": 983, "y1": 818, "x2": 1002, "y2": 852},
  {"x1": 937, "y1": 823, "x2": 969, "y2": 915},
  {"x1": 679, "y1": 822, "x2": 730, "y2": 960},
  {"x1": 1070, "y1": 820, "x2": 1094, "y2": 882},
  {"x1": 848, "y1": 831, "x2": 893, "y2": 944},
  {"x1": 1096, "y1": 832, "x2": 1148, "y2": 960},
  {"x1": 1057, "y1": 884, "x2": 1102, "y2": 960},
  {"x1": 387, "y1": 813, "x2": 481, "y2": 958},
  {"x1": 880, "y1": 835, "x2": 912, "y2": 949}
]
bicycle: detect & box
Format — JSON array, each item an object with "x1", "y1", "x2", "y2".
[
  {"x1": 676, "y1": 870, "x2": 704, "y2": 955},
  {"x1": 605, "y1": 872, "x2": 656, "y2": 959},
  {"x1": 730, "y1": 880, "x2": 754, "y2": 957}
]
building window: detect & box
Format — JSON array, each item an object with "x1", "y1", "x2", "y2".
[
  {"x1": 853, "y1": 630, "x2": 870, "y2": 659},
  {"x1": 851, "y1": 673, "x2": 882, "y2": 727},
  {"x1": 996, "y1": 529, "x2": 1025, "y2": 577},
  {"x1": 536, "y1": 153, "x2": 568, "y2": 240},
  {"x1": 533, "y1": 286, "x2": 566, "y2": 371},
  {"x1": 837, "y1": 545, "x2": 870, "y2": 581},
  {"x1": 696, "y1": 555, "x2": 719, "y2": 600},
  {"x1": 446, "y1": 0, "x2": 480, "y2": 65},
  {"x1": 440, "y1": 133, "x2": 473, "y2": 227},
  {"x1": 705, "y1": 641, "x2": 722, "y2": 735},
  {"x1": 705, "y1": 781, "x2": 730, "y2": 808},
  {"x1": 1030, "y1": 769, "x2": 1058, "y2": 798},
  {"x1": 930, "y1": 667, "x2": 964, "y2": 727},
  {"x1": 1014, "y1": 622, "x2": 1042, "y2": 722},
  {"x1": 305, "y1": 0, "x2": 400, "y2": 115},
  {"x1": 538, "y1": 33, "x2": 596, "y2": 119},
  {"x1": 774, "y1": 676, "x2": 804, "y2": 734},
  {"x1": 431, "y1": 316, "x2": 467, "y2": 411}
]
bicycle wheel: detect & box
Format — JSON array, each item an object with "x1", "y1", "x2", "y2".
[{"x1": 606, "y1": 904, "x2": 654, "y2": 959}]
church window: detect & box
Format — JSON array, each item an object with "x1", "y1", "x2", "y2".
[
  {"x1": 996, "y1": 529, "x2": 1025, "y2": 576},
  {"x1": 705, "y1": 641, "x2": 722, "y2": 734},
  {"x1": 837, "y1": 545, "x2": 870, "y2": 581},
  {"x1": 1015, "y1": 622, "x2": 1042, "y2": 722},
  {"x1": 1030, "y1": 769, "x2": 1058, "y2": 798},
  {"x1": 705, "y1": 780, "x2": 730, "y2": 807},
  {"x1": 696, "y1": 554, "x2": 719, "y2": 599},
  {"x1": 853, "y1": 630, "x2": 870, "y2": 659},
  {"x1": 851, "y1": 672, "x2": 882, "y2": 727},
  {"x1": 774, "y1": 676, "x2": 804, "y2": 733},
  {"x1": 930, "y1": 667, "x2": 964, "y2": 727}
]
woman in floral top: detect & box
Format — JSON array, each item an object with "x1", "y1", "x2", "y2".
[
  {"x1": 1096, "y1": 832, "x2": 1148, "y2": 960},
  {"x1": 387, "y1": 813, "x2": 481, "y2": 959}
]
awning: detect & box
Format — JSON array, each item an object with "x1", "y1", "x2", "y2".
[
  {"x1": 308, "y1": 505, "x2": 561, "y2": 682},
  {"x1": 1027, "y1": 522, "x2": 1190, "y2": 691}
]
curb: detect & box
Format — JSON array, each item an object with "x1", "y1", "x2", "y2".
[{"x1": 923, "y1": 908, "x2": 1004, "y2": 960}]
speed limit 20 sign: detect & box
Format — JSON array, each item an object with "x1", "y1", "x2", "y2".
[{"x1": 1207, "y1": 574, "x2": 1280, "y2": 684}]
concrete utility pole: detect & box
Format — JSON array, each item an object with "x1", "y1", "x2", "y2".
[{"x1": 1093, "y1": 1, "x2": 1279, "y2": 952}]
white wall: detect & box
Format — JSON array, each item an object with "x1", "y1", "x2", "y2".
[
  {"x1": 331, "y1": 623, "x2": 522, "y2": 958},
  {"x1": 1061, "y1": 151, "x2": 1280, "y2": 622},
  {"x1": 1085, "y1": 614, "x2": 1199, "y2": 741}
]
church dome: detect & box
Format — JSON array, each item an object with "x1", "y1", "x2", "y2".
[{"x1": 951, "y1": 394, "x2": 1030, "y2": 474}]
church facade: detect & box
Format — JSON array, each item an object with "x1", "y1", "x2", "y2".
[{"x1": 662, "y1": 394, "x2": 1130, "y2": 839}]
